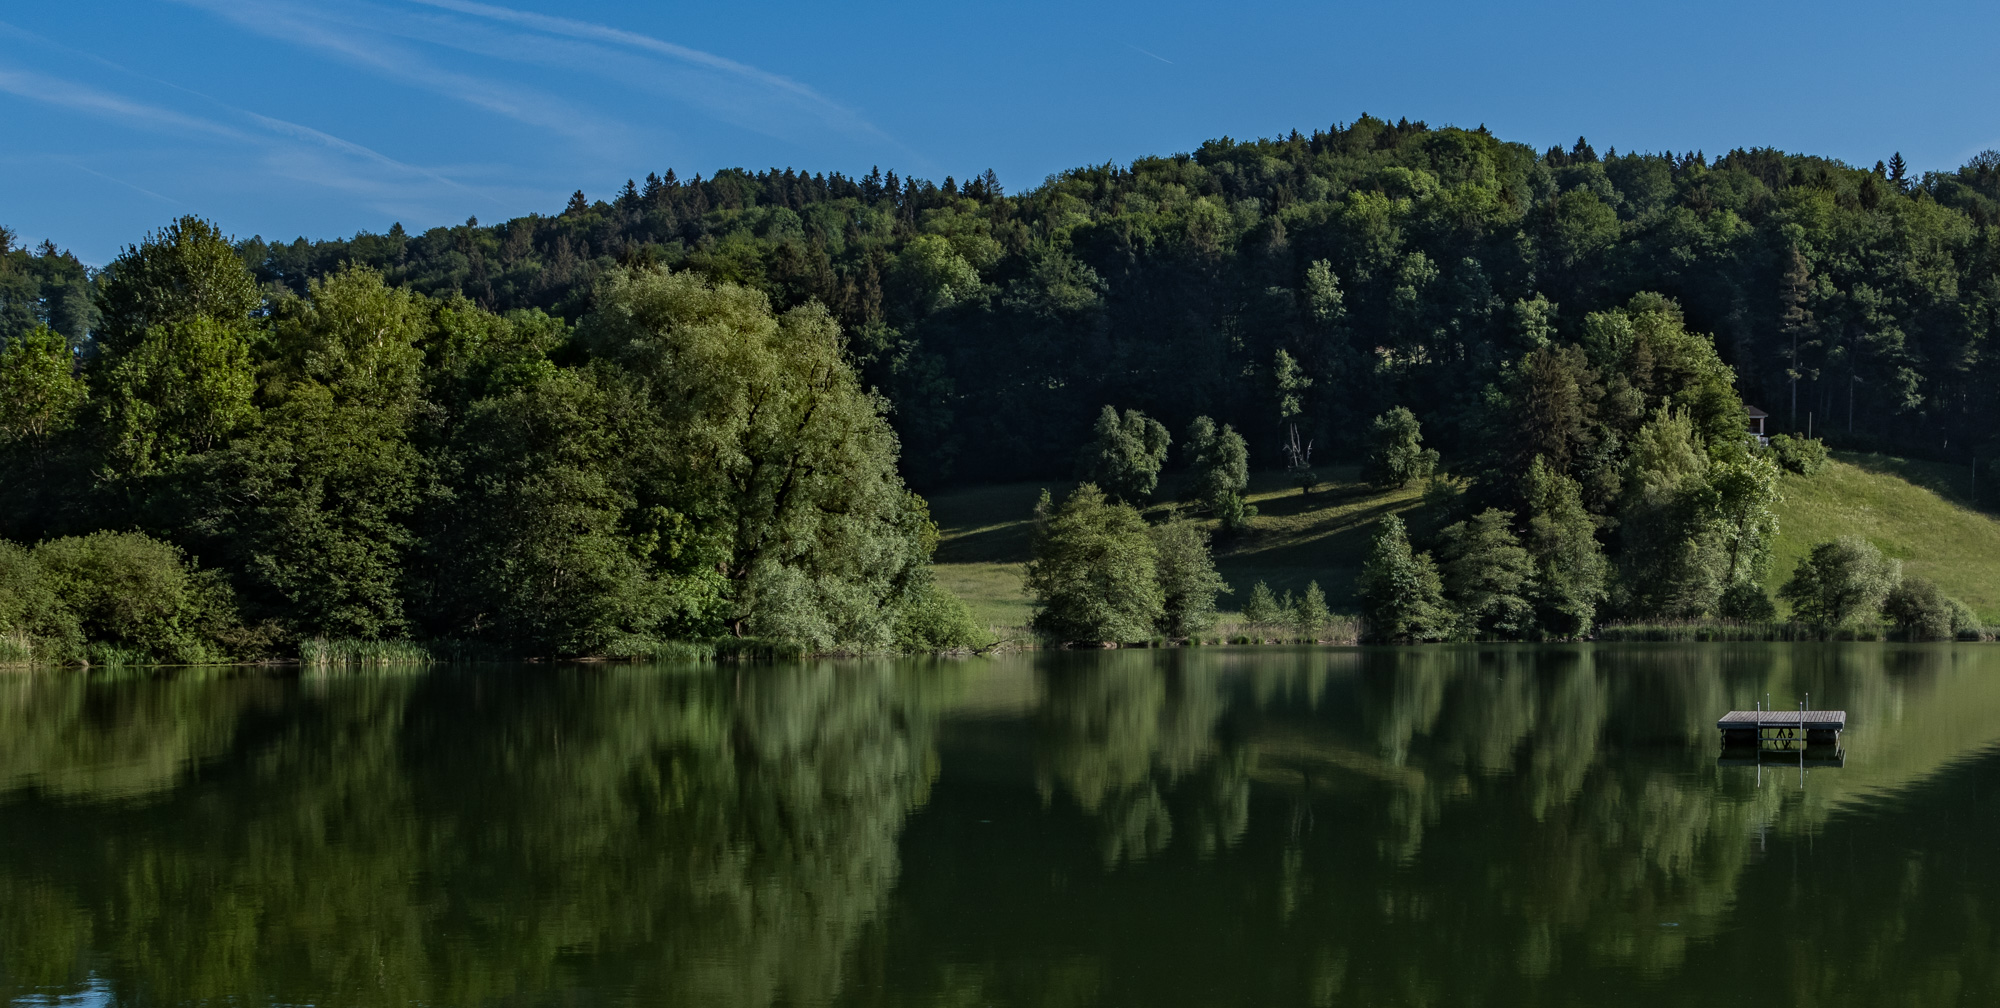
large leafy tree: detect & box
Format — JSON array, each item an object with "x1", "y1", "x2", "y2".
[
  {"x1": 0, "y1": 325, "x2": 85, "y2": 447},
  {"x1": 1780, "y1": 536, "x2": 1899, "y2": 628},
  {"x1": 94, "y1": 216, "x2": 259, "y2": 357},
  {"x1": 1614, "y1": 408, "x2": 1728, "y2": 618},
  {"x1": 418, "y1": 368, "x2": 689, "y2": 654},
  {"x1": 1882, "y1": 576, "x2": 1975, "y2": 641},
  {"x1": 1522, "y1": 457, "x2": 1608, "y2": 638},
  {"x1": 1024, "y1": 484, "x2": 1163, "y2": 643},
  {"x1": 581, "y1": 267, "x2": 932, "y2": 648},
  {"x1": 100, "y1": 317, "x2": 257, "y2": 475},
  {"x1": 191, "y1": 267, "x2": 427, "y2": 639},
  {"x1": 1079, "y1": 406, "x2": 1171, "y2": 505},
  {"x1": 1183, "y1": 415, "x2": 1254, "y2": 531},
  {"x1": 1362, "y1": 406, "x2": 1440, "y2": 489},
  {"x1": 1151, "y1": 518, "x2": 1229, "y2": 638},
  {"x1": 1183, "y1": 416, "x2": 1249, "y2": 504},
  {"x1": 0, "y1": 325, "x2": 93, "y2": 540}
]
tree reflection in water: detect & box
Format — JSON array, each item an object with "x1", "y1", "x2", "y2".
[{"x1": 4, "y1": 645, "x2": 2000, "y2": 1007}]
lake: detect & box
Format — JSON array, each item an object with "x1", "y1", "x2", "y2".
[{"x1": 5, "y1": 644, "x2": 2000, "y2": 1006}]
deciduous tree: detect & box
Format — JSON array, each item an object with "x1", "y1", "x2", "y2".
[
  {"x1": 1780, "y1": 536, "x2": 1899, "y2": 628},
  {"x1": 1151, "y1": 518, "x2": 1228, "y2": 638},
  {"x1": 1024, "y1": 484, "x2": 1163, "y2": 643},
  {"x1": 1362, "y1": 406, "x2": 1440, "y2": 489},
  {"x1": 1079, "y1": 405, "x2": 1170, "y2": 504}
]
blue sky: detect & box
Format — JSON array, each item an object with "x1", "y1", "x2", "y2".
[{"x1": 4, "y1": 0, "x2": 1997, "y2": 264}]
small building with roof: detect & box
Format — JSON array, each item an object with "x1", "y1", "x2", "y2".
[{"x1": 1744, "y1": 405, "x2": 1770, "y2": 445}]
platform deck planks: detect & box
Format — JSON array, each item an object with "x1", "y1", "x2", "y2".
[
  {"x1": 1715, "y1": 710, "x2": 1846, "y2": 730},
  {"x1": 1717, "y1": 709, "x2": 1845, "y2": 748}
]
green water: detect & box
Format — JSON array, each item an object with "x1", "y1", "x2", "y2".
[{"x1": 5, "y1": 644, "x2": 2000, "y2": 1006}]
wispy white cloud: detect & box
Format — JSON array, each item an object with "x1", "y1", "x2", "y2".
[
  {"x1": 0, "y1": 0, "x2": 908, "y2": 248},
  {"x1": 0, "y1": 66, "x2": 247, "y2": 140},
  {"x1": 0, "y1": 62, "x2": 525, "y2": 222},
  {"x1": 402, "y1": 0, "x2": 880, "y2": 135},
  {"x1": 242, "y1": 112, "x2": 512, "y2": 210},
  {"x1": 0, "y1": 19, "x2": 524, "y2": 217},
  {"x1": 168, "y1": 0, "x2": 894, "y2": 152},
  {"x1": 168, "y1": 0, "x2": 628, "y2": 147},
  {"x1": 63, "y1": 161, "x2": 184, "y2": 207}
]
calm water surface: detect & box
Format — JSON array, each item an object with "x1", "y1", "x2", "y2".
[{"x1": 5, "y1": 644, "x2": 2000, "y2": 1006}]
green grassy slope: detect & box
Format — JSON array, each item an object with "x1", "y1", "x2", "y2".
[
  {"x1": 1767, "y1": 453, "x2": 2000, "y2": 621},
  {"x1": 930, "y1": 452, "x2": 2000, "y2": 631},
  {"x1": 930, "y1": 466, "x2": 1427, "y2": 630}
]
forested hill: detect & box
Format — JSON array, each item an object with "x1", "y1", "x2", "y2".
[{"x1": 10, "y1": 115, "x2": 2000, "y2": 490}]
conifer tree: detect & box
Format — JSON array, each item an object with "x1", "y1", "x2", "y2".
[
  {"x1": 1358, "y1": 515, "x2": 1451, "y2": 642},
  {"x1": 1241, "y1": 580, "x2": 1281, "y2": 626},
  {"x1": 1436, "y1": 509, "x2": 1532, "y2": 637},
  {"x1": 1522, "y1": 457, "x2": 1608, "y2": 638},
  {"x1": 1294, "y1": 580, "x2": 1330, "y2": 640}
]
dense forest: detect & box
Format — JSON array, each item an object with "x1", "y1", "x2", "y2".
[
  {"x1": 4, "y1": 115, "x2": 2000, "y2": 655},
  {"x1": 18, "y1": 117, "x2": 2000, "y2": 484}
]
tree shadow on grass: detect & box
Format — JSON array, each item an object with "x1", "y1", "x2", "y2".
[
  {"x1": 936, "y1": 521, "x2": 1035, "y2": 565},
  {"x1": 1838, "y1": 452, "x2": 1992, "y2": 516},
  {"x1": 1221, "y1": 498, "x2": 1412, "y2": 570},
  {"x1": 1249, "y1": 482, "x2": 1384, "y2": 520}
]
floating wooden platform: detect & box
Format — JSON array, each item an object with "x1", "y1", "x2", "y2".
[{"x1": 1717, "y1": 709, "x2": 1845, "y2": 747}]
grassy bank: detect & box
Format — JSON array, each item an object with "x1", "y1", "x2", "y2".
[
  {"x1": 930, "y1": 466, "x2": 1425, "y2": 634},
  {"x1": 930, "y1": 453, "x2": 2000, "y2": 633},
  {"x1": 1765, "y1": 452, "x2": 2000, "y2": 621}
]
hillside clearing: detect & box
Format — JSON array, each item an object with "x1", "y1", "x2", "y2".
[
  {"x1": 1768, "y1": 453, "x2": 2000, "y2": 621},
  {"x1": 930, "y1": 453, "x2": 2000, "y2": 631},
  {"x1": 929, "y1": 467, "x2": 1426, "y2": 630}
]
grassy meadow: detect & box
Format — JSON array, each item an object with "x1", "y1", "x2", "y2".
[
  {"x1": 931, "y1": 453, "x2": 2000, "y2": 633},
  {"x1": 930, "y1": 465, "x2": 1427, "y2": 633},
  {"x1": 1767, "y1": 452, "x2": 2000, "y2": 621}
]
